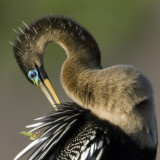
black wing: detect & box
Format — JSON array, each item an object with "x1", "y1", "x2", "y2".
[
  {"x1": 54, "y1": 122, "x2": 110, "y2": 160},
  {"x1": 14, "y1": 103, "x2": 111, "y2": 160}
]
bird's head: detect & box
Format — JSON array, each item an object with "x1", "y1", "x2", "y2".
[{"x1": 12, "y1": 26, "x2": 60, "y2": 110}]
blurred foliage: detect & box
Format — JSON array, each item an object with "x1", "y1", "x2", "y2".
[{"x1": 0, "y1": 0, "x2": 154, "y2": 72}]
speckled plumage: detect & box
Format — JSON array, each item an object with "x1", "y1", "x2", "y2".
[
  {"x1": 14, "y1": 103, "x2": 156, "y2": 160},
  {"x1": 12, "y1": 15, "x2": 158, "y2": 160}
]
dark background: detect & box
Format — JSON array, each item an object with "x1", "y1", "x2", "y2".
[{"x1": 0, "y1": 0, "x2": 159, "y2": 159}]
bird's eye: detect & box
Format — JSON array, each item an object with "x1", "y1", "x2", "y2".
[
  {"x1": 28, "y1": 70, "x2": 37, "y2": 80},
  {"x1": 28, "y1": 69, "x2": 40, "y2": 86},
  {"x1": 31, "y1": 73, "x2": 35, "y2": 78}
]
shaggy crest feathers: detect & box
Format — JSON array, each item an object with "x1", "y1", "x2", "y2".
[{"x1": 12, "y1": 15, "x2": 101, "y2": 80}]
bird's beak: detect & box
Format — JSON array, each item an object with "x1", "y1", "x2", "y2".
[{"x1": 36, "y1": 66, "x2": 60, "y2": 111}]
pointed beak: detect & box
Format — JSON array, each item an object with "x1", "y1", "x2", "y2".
[{"x1": 36, "y1": 66, "x2": 60, "y2": 111}]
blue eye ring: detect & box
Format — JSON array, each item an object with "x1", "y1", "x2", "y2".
[
  {"x1": 28, "y1": 70, "x2": 37, "y2": 80},
  {"x1": 28, "y1": 69, "x2": 40, "y2": 86}
]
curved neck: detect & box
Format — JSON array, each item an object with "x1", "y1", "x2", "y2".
[
  {"x1": 13, "y1": 15, "x2": 102, "y2": 109},
  {"x1": 30, "y1": 16, "x2": 101, "y2": 69}
]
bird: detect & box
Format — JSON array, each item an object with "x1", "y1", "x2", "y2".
[{"x1": 12, "y1": 15, "x2": 158, "y2": 160}]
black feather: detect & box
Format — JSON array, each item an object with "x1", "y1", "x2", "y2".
[{"x1": 14, "y1": 102, "x2": 156, "y2": 160}]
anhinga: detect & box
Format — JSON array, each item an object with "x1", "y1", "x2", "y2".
[{"x1": 12, "y1": 15, "x2": 158, "y2": 160}]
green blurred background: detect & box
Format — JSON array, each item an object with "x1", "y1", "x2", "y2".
[{"x1": 0, "y1": 0, "x2": 159, "y2": 159}]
